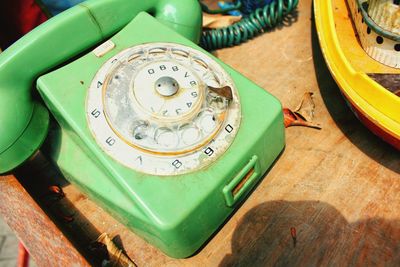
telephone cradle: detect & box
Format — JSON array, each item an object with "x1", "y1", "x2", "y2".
[{"x1": 0, "y1": 0, "x2": 285, "y2": 258}]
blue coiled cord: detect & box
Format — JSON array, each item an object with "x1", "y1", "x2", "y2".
[{"x1": 200, "y1": 0, "x2": 299, "y2": 50}]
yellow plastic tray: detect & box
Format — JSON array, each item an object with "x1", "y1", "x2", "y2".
[{"x1": 314, "y1": 0, "x2": 400, "y2": 146}]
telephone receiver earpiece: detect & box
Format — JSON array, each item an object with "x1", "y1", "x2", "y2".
[{"x1": 0, "y1": 0, "x2": 202, "y2": 173}]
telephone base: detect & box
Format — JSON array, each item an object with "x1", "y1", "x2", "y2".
[{"x1": 38, "y1": 12, "x2": 285, "y2": 258}]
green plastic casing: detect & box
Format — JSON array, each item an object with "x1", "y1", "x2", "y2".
[
  {"x1": 0, "y1": 0, "x2": 202, "y2": 172},
  {"x1": 36, "y1": 13, "x2": 285, "y2": 258}
]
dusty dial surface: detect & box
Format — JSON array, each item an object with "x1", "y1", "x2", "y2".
[{"x1": 87, "y1": 43, "x2": 241, "y2": 175}]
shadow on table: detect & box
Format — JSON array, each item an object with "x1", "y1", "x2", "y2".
[
  {"x1": 310, "y1": 12, "x2": 399, "y2": 174},
  {"x1": 220, "y1": 200, "x2": 400, "y2": 267},
  {"x1": 15, "y1": 154, "x2": 126, "y2": 267}
]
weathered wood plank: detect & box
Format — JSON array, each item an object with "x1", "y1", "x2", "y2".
[{"x1": 0, "y1": 174, "x2": 89, "y2": 267}]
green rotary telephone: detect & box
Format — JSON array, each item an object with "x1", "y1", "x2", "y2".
[{"x1": 0, "y1": 0, "x2": 284, "y2": 258}]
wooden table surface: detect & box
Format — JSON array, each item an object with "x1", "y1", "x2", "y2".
[{"x1": 1, "y1": 0, "x2": 399, "y2": 266}]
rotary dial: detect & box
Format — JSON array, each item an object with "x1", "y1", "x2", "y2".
[{"x1": 87, "y1": 43, "x2": 241, "y2": 175}]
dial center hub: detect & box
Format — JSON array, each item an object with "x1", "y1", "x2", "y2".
[{"x1": 155, "y1": 76, "x2": 179, "y2": 97}]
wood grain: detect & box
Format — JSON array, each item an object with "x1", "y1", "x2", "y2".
[
  {"x1": 1, "y1": 0, "x2": 399, "y2": 266},
  {"x1": 0, "y1": 174, "x2": 89, "y2": 267}
]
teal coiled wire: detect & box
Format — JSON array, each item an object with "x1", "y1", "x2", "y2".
[{"x1": 200, "y1": 0, "x2": 299, "y2": 50}]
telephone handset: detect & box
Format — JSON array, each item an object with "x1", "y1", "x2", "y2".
[
  {"x1": 0, "y1": 0, "x2": 285, "y2": 258},
  {"x1": 0, "y1": 0, "x2": 202, "y2": 172}
]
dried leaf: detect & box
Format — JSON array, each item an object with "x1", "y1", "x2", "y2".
[
  {"x1": 48, "y1": 185, "x2": 65, "y2": 198},
  {"x1": 42, "y1": 185, "x2": 74, "y2": 222},
  {"x1": 203, "y1": 13, "x2": 242, "y2": 28},
  {"x1": 290, "y1": 227, "x2": 297, "y2": 248},
  {"x1": 283, "y1": 91, "x2": 321, "y2": 129},
  {"x1": 96, "y1": 233, "x2": 137, "y2": 267},
  {"x1": 294, "y1": 92, "x2": 316, "y2": 122},
  {"x1": 283, "y1": 108, "x2": 321, "y2": 129}
]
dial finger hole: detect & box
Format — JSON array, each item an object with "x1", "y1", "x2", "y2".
[
  {"x1": 111, "y1": 74, "x2": 121, "y2": 85},
  {"x1": 110, "y1": 70, "x2": 127, "y2": 87},
  {"x1": 128, "y1": 51, "x2": 144, "y2": 62},
  {"x1": 178, "y1": 123, "x2": 201, "y2": 145},
  {"x1": 203, "y1": 71, "x2": 220, "y2": 88},
  {"x1": 154, "y1": 127, "x2": 179, "y2": 148},
  {"x1": 206, "y1": 94, "x2": 227, "y2": 112},
  {"x1": 149, "y1": 47, "x2": 167, "y2": 54},
  {"x1": 132, "y1": 120, "x2": 149, "y2": 140},
  {"x1": 128, "y1": 50, "x2": 149, "y2": 66},
  {"x1": 148, "y1": 47, "x2": 167, "y2": 60},
  {"x1": 196, "y1": 108, "x2": 217, "y2": 134},
  {"x1": 192, "y1": 57, "x2": 208, "y2": 71},
  {"x1": 171, "y1": 48, "x2": 189, "y2": 61}
]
